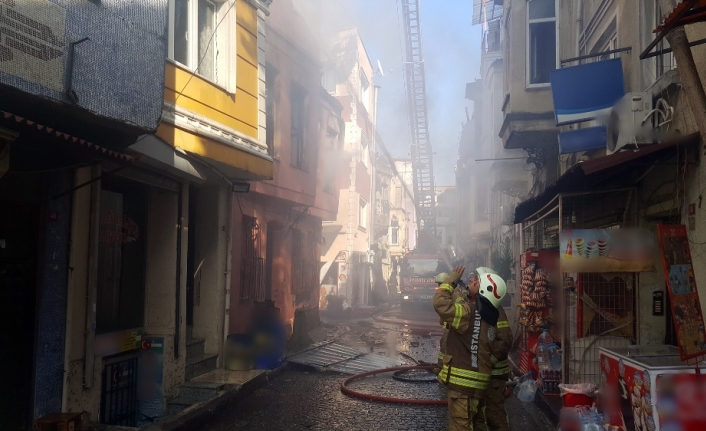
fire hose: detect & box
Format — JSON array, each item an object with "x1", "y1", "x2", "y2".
[
  {"x1": 340, "y1": 365, "x2": 520, "y2": 405},
  {"x1": 340, "y1": 365, "x2": 448, "y2": 405}
]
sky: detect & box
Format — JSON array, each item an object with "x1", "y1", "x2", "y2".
[{"x1": 319, "y1": 0, "x2": 483, "y2": 186}]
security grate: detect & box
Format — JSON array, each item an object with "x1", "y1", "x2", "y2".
[
  {"x1": 100, "y1": 353, "x2": 138, "y2": 426},
  {"x1": 560, "y1": 190, "x2": 636, "y2": 385},
  {"x1": 240, "y1": 216, "x2": 266, "y2": 301}
]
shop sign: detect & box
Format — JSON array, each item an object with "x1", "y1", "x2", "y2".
[
  {"x1": 94, "y1": 330, "x2": 143, "y2": 357},
  {"x1": 137, "y1": 337, "x2": 164, "y2": 426},
  {"x1": 550, "y1": 58, "x2": 625, "y2": 126},
  {"x1": 0, "y1": 0, "x2": 66, "y2": 91},
  {"x1": 560, "y1": 228, "x2": 656, "y2": 273},
  {"x1": 99, "y1": 210, "x2": 140, "y2": 244},
  {"x1": 558, "y1": 126, "x2": 607, "y2": 154},
  {"x1": 657, "y1": 225, "x2": 706, "y2": 363}
]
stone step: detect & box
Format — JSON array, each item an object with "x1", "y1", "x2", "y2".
[
  {"x1": 179, "y1": 381, "x2": 225, "y2": 400},
  {"x1": 186, "y1": 337, "x2": 205, "y2": 359},
  {"x1": 185, "y1": 353, "x2": 218, "y2": 381}
]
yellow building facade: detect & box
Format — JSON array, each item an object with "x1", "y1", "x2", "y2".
[{"x1": 158, "y1": 0, "x2": 273, "y2": 181}]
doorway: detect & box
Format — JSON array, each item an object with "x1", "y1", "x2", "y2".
[{"x1": 0, "y1": 199, "x2": 40, "y2": 430}]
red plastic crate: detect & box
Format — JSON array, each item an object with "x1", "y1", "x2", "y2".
[{"x1": 563, "y1": 393, "x2": 593, "y2": 408}]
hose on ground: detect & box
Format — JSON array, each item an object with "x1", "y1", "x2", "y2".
[
  {"x1": 392, "y1": 368, "x2": 438, "y2": 383},
  {"x1": 340, "y1": 365, "x2": 448, "y2": 405}
]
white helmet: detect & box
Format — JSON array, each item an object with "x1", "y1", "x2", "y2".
[
  {"x1": 475, "y1": 267, "x2": 498, "y2": 277},
  {"x1": 478, "y1": 273, "x2": 507, "y2": 308},
  {"x1": 435, "y1": 273, "x2": 449, "y2": 284}
]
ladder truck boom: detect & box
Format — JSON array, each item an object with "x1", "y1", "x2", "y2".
[{"x1": 400, "y1": 0, "x2": 437, "y2": 254}]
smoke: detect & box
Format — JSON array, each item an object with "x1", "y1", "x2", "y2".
[{"x1": 305, "y1": 0, "x2": 483, "y2": 186}]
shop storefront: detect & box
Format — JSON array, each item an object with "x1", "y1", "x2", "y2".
[{"x1": 514, "y1": 137, "x2": 699, "y2": 390}]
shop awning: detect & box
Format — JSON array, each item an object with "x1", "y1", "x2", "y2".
[
  {"x1": 129, "y1": 135, "x2": 206, "y2": 183},
  {"x1": 1, "y1": 110, "x2": 139, "y2": 163},
  {"x1": 641, "y1": 0, "x2": 706, "y2": 59},
  {"x1": 514, "y1": 133, "x2": 700, "y2": 224}
]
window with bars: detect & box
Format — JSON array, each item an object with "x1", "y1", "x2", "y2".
[
  {"x1": 290, "y1": 83, "x2": 308, "y2": 171},
  {"x1": 240, "y1": 216, "x2": 265, "y2": 300}
]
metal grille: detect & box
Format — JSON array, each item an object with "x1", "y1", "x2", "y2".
[
  {"x1": 560, "y1": 190, "x2": 636, "y2": 384},
  {"x1": 400, "y1": 0, "x2": 436, "y2": 245},
  {"x1": 100, "y1": 354, "x2": 138, "y2": 426},
  {"x1": 240, "y1": 216, "x2": 266, "y2": 301}
]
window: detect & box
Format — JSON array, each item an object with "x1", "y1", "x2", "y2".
[
  {"x1": 655, "y1": 3, "x2": 677, "y2": 77},
  {"x1": 168, "y1": 0, "x2": 236, "y2": 91},
  {"x1": 290, "y1": 83, "x2": 308, "y2": 170},
  {"x1": 360, "y1": 68, "x2": 370, "y2": 112},
  {"x1": 361, "y1": 133, "x2": 370, "y2": 168},
  {"x1": 599, "y1": 34, "x2": 618, "y2": 61},
  {"x1": 359, "y1": 197, "x2": 368, "y2": 230},
  {"x1": 390, "y1": 218, "x2": 399, "y2": 245},
  {"x1": 96, "y1": 178, "x2": 147, "y2": 334},
  {"x1": 527, "y1": 0, "x2": 557, "y2": 85},
  {"x1": 395, "y1": 186, "x2": 402, "y2": 208},
  {"x1": 265, "y1": 64, "x2": 279, "y2": 156}
]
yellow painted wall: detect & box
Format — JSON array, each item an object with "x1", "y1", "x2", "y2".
[{"x1": 159, "y1": 0, "x2": 271, "y2": 178}]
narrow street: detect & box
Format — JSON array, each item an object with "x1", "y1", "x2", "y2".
[{"x1": 194, "y1": 309, "x2": 555, "y2": 431}]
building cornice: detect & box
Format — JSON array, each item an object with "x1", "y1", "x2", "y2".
[
  {"x1": 245, "y1": 0, "x2": 272, "y2": 16},
  {"x1": 163, "y1": 103, "x2": 272, "y2": 161}
]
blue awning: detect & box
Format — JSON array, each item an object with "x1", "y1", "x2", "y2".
[{"x1": 550, "y1": 59, "x2": 625, "y2": 126}]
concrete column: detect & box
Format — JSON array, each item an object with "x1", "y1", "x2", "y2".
[
  {"x1": 63, "y1": 166, "x2": 101, "y2": 419},
  {"x1": 144, "y1": 188, "x2": 179, "y2": 397}
]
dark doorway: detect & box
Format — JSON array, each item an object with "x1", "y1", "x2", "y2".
[
  {"x1": 186, "y1": 185, "x2": 197, "y2": 327},
  {"x1": 0, "y1": 199, "x2": 40, "y2": 430}
]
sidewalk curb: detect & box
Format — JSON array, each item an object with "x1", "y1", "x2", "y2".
[{"x1": 148, "y1": 364, "x2": 289, "y2": 431}]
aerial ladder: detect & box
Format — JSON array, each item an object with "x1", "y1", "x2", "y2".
[{"x1": 399, "y1": 0, "x2": 439, "y2": 255}]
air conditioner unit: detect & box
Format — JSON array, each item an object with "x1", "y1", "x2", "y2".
[
  {"x1": 500, "y1": 204, "x2": 516, "y2": 226},
  {"x1": 606, "y1": 92, "x2": 654, "y2": 155}
]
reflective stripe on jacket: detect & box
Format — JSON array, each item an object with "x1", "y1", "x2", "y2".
[
  {"x1": 489, "y1": 307, "x2": 513, "y2": 380},
  {"x1": 434, "y1": 283, "x2": 493, "y2": 398},
  {"x1": 438, "y1": 288, "x2": 467, "y2": 367}
]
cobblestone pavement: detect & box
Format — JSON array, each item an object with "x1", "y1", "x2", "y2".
[
  {"x1": 195, "y1": 368, "x2": 555, "y2": 431},
  {"x1": 195, "y1": 309, "x2": 555, "y2": 431}
]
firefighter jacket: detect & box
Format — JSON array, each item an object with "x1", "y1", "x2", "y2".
[
  {"x1": 438, "y1": 287, "x2": 466, "y2": 367},
  {"x1": 434, "y1": 283, "x2": 493, "y2": 399},
  {"x1": 490, "y1": 307, "x2": 512, "y2": 380}
]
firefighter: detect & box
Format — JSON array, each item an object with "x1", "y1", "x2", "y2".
[
  {"x1": 435, "y1": 272, "x2": 466, "y2": 371},
  {"x1": 434, "y1": 266, "x2": 508, "y2": 431},
  {"x1": 486, "y1": 289, "x2": 513, "y2": 431},
  {"x1": 463, "y1": 267, "x2": 512, "y2": 431}
]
